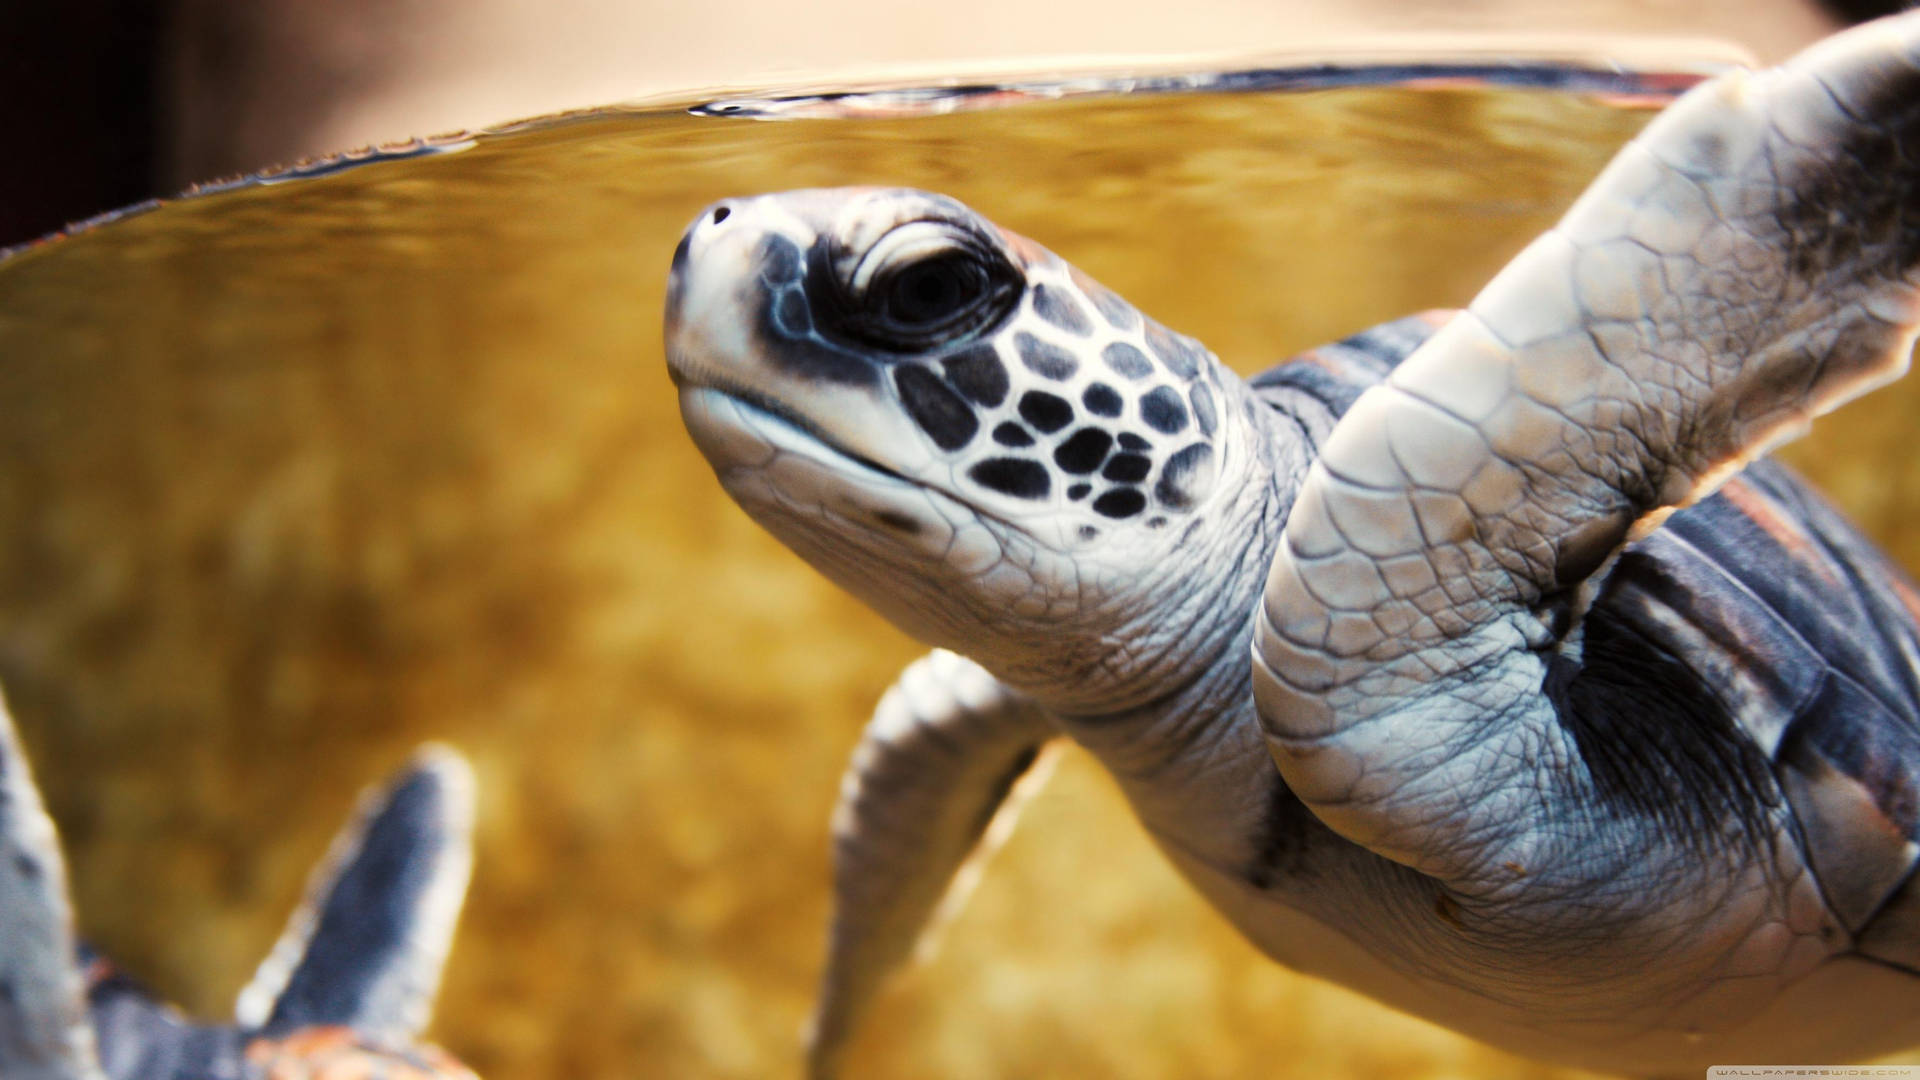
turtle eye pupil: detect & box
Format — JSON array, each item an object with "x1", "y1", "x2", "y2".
[
  {"x1": 886, "y1": 257, "x2": 978, "y2": 326},
  {"x1": 833, "y1": 231, "x2": 1018, "y2": 352}
]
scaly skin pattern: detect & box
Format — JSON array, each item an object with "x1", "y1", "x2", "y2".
[
  {"x1": 1250, "y1": 10, "x2": 1920, "y2": 1068},
  {"x1": 666, "y1": 12, "x2": 1920, "y2": 1077},
  {"x1": 1255, "y1": 8, "x2": 1920, "y2": 887},
  {"x1": 806, "y1": 650, "x2": 1058, "y2": 1079}
]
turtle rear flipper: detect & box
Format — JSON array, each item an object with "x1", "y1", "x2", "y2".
[
  {"x1": 0, "y1": 693, "x2": 104, "y2": 1080},
  {"x1": 236, "y1": 745, "x2": 475, "y2": 1046},
  {"x1": 1256, "y1": 12, "x2": 1920, "y2": 883},
  {"x1": 810, "y1": 650, "x2": 1057, "y2": 1080}
]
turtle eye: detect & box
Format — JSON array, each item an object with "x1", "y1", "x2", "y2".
[
  {"x1": 826, "y1": 218, "x2": 1023, "y2": 352},
  {"x1": 881, "y1": 255, "x2": 985, "y2": 327}
]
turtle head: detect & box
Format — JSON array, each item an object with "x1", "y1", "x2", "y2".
[{"x1": 666, "y1": 188, "x2": 1267, "y2": 710}]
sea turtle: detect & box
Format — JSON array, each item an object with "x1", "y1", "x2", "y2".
[
  {"x1": 0, "y1": 689, "x2": 479, "y2": 1080},
  {"x1": 665, "y1": 10, "x2": 1920, "y2": 1077}
]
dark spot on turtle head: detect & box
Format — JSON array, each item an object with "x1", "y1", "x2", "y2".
[
  {"x1": 12, "y1": 852, "x2": 40, "y2": 882},
  {"x1": 942, "y1": 344, "x2": 1009, "y2": 406},
  {"x1": 1117, "y1": 432, "x2": 1152, "y2": 452},
  {"x1": 1101, "y1": 453, "x2": 1151, "y2": 483},
  {"x1": 1031, "y1": 283, "x2": 1093, "y2": 336},
  {"x1": 775, "y1": 288, "x2": 812, "y2": 336},
  {"x1": 1082, "y1": 383, "x2": 1123, "y2": 418},
  {"x1": 1018, "y1": 390, "x2": 1074, "y2": 433},
  {"x1": 712, "y1": 204, "x2": 732, "y2": 225},
  {"x1": 1093, "y1": 488, "x2": 1147, "y2": 519},
  {"x1": 1140, "y1": 386, "x2": 1190, "y2": 435},
  {"x1": 1190, "y1": 383, "x2": 1218, "y2": 437},
  {"x1": 1145, "y1": 321, "x2": 1201, "y2": 378},
  {"x1": 969, "y1": 458, "x2": 1051, "y2": 499},
  {"x1": 874, "y1": 510, "x2": 922, "y2": 535},
  {"x1": 992, "y1": 422, "x2": 1035, "y2": 447},
  {"x1": 758, "y1": 234, "x2": 803, "y2": 285},
  {"x1": 1102, "y1": 341, "x2": 1154, "y2": 380},
  {"x1": 670, "y1": 232, "x2": 692, "y2": 276},
  {"x1": 1155, "y1": 443, "x2": 1215, "y2": 510},
  {"x1": 895, "y1": 365, "x2": 979, "y2": 451},
  {"x1": 1093, "y1": 290, "x2": 1137, "y2": 330},
  {"x1": 1069, "y1": 265, "x2": 1139, "y2": 330},
  {"x1": 755, "y1": 287, "x2": 873, "y2": 386},
  {"x1": 1053, "y1": 428, "x2": 1113, "y2": 474},
  {"x1": 1016, "y1": 332, "x2": 1079, "y2": 380},
  {"x1": 1067, "y1": 482, "x2": 1091, "y2": 500},
  {"x1": 1146, "y1": 515, "x2": 1167, "y2": 528},
  {"x1": 1078, "y1": 524, "x2": 1100, "y2": 540}
]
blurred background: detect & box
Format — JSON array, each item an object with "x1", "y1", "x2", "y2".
[{"x1": 2, "y1": 3, "x2": 1918, "y2": 1080}]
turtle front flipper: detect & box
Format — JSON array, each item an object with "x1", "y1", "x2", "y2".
[
  {"x1": 0, "y1": 693, "x2": 104, "y2": 1080},
  {"x1": 810, "y1": 650, "x2": 1057, "y2": 1080},
  {"x1": 1255, "y1": 12, "x2": 1920, "y2": 886},
  {"x1": 235, "y1": 745, "x2": 476, "y2": 1047}
]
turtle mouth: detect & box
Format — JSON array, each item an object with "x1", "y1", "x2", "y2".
[
  {"x1": 692, "y1": 381, "x2": 913, "y2": 487},
  {"x1": 683, "y1": 385, "x2": 1046, "y2": 544}
]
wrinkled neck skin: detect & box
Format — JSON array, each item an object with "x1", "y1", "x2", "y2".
[
  {"x1": 1006, "y1": 369, "x2": 1315, "y2": 868},
  {"x1": 1008, "y1": 371, "x2": 1457, "y2": 985},
  {"x1": 1008, "y1": 386, "x2": 1289, "y2": 717}
]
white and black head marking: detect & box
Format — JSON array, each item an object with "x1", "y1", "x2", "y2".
[{"x1": 665, "y1": 187, "x2": 1227, "y2": 607}]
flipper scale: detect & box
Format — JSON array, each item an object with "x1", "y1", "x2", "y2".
[{"x1": 1257, "y1": 11, "x2": 1920, "y2": 881}]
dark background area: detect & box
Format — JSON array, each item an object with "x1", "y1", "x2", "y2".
[
  {"x1": 0, "y1": 0, "x2": 1908, "y2": 252},
  {"x1": 2, "y1": 2, "x2": 163, "y2": 247}
]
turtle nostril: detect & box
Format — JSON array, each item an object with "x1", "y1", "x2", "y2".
[{"x1": 712, "y1": 205, "x2": 732, "y2": 225}]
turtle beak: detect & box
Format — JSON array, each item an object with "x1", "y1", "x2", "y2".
[
  {"x1": 663, "y1": 199, "x2": 762, "y2": 391},
  {"x1": 662, "y1": 191, "x2": 945, "y2": 479}
]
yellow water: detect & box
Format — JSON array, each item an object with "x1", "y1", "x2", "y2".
[{"x1": 1, "y1": 77, "x2": 1913, "y2": 1078}]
